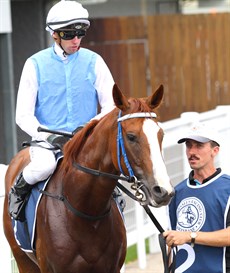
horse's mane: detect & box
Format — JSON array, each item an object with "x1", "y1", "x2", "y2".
[
  {"x1": 61, "y1": 119, "x2": 99, "y2": 174},
  {"x1": 61, "y1": 96, "x2": 160, "y2": 174}
]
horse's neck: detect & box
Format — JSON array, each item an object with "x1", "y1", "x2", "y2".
[
  {"x1": 64, "y1": 118, "x2": 118, "y2": 215},
  {"x1": 82, "y1": 122, "x2": 116, "y2": 173}
]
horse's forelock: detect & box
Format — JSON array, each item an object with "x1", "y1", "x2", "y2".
[{"x1": 128, "y1": 98, "x2": 153, "y2": 113}]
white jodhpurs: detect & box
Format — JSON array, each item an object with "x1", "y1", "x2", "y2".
[{"x1": 23, "y1": 143, "x2": 57, "y2": 185}]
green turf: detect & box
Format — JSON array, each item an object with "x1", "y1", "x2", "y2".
[{"x1": 125, "y1": 239, "x2": 150, "y2": 264}]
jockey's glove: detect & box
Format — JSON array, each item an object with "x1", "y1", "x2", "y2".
[
  {"x1": 46, "y1": 134, "x2": 70, "y2": 150},
  {"x1": 72, "y1": 125, "x2": 84, "y2": 135},
  {"x1": 72, "y1": 121, "x2": 92, "y2": 135}
]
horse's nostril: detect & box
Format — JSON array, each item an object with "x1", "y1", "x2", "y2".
[
  {"x1": 152, "y1": 185, "x2": 168, "y2": 197},
  {"x1": 153, "y1": 186, "x2": 162, "y2": 194},
  {"x1": 151, "y1": 185, "x2": 174, "y2": 206}
]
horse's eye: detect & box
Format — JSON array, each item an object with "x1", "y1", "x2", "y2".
[{"x1": 127, "y1": 133, "x2": 136, "y2": 142}]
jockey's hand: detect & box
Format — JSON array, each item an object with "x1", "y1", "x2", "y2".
[
  {"x1": 46, "y1": 134, "x2": 70, "y2": 150},
  {"x1": 72, "y1": 125, "x2": 84, "y2": 135}
]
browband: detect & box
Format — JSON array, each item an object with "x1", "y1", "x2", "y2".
[{"x1": 117, "y1": 112, "x2": 157, "y2": 122}]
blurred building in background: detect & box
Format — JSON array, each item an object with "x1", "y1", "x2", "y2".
[{"x1": 0, "y1": 0, "x2": 230, "y2": 164}]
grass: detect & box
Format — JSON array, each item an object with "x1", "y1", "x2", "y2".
[{"x1": 125, "y1": 239, "x2": 150, "y2": 264}]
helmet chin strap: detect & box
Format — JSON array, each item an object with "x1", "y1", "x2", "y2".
[{"x1": 54, "y1": 36, "x2": 68, "y2": 56}]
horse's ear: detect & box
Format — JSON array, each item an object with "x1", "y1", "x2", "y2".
[
  {"x1": 146, "y1": 84, "x2": 164, "y2": 109},
  {"x1": 112, "y1": 83, "x2": 130, "y2": 111}
]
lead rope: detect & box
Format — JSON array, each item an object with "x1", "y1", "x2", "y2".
[
  {"x1": 158, "y1": 234, "x2": 177, "y2": 273},
  {"x1": 119, "y1": 181, "x2": 177, "y2": 272},
  {"x1": 142, "y1": 205, "x2": 177, "y2": 273}
]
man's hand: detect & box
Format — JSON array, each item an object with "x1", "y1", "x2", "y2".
[
  {"x1": 163, "y1": 230, "x2": 191, "y2": 247},
  {"x1": 46, "y1": 134, "x2": 70, "y2": 150}
]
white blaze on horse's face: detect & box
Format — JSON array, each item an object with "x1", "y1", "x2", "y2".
[{"x1": 143, "y1": 119, "x2": 173, "y2": 204}]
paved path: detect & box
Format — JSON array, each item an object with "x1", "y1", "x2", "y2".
[{"x1": 124, "y1": 252, "x2": 164, "y2": 273}]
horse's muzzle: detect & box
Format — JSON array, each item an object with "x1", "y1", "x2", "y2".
[{"x1": 150, "y1": 185, "x2": 175, "y2": 207}]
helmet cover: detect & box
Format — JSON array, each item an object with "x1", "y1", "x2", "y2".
[{"x1": 46, "y1": 1, "x2": 90, "y2": 33}]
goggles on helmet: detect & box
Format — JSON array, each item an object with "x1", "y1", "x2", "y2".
[{"x1": 48, "y1": 22, "x2": 89, "y2": 40}]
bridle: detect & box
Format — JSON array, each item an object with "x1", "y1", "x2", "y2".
[
  {"x1": 74, "y1": 111, "x2": 158, "y2": 203},
  {"x1": 37, "y1": 111, "x2": 177, "y2": 272}
]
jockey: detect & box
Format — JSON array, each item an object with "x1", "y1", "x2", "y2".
[{"x1": 9, "y1": 0, "x2": 115, "y2": 221}]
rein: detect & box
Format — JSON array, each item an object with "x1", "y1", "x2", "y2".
[
  {"x1": 38, "y1": 188, "x2": 111, "y2": 221},
  {"x1": 74, "y1": 163, "x2": 136, "y2": 183}
]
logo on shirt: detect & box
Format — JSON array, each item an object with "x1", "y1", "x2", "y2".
[{"x1": 176, "y1": 197, "x2": 206, "y2": 231}]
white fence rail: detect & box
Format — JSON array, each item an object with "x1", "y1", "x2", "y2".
[{"x1": 1, "y1": 106, "x2": 230, "y2": 272}]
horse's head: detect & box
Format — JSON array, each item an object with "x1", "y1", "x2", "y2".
[
  {"x1": 112, "y1": 83, "x2": 174, "y2": 207},
  {"x1": 62, "y1": 83, "x2": 174, "y2": 207}
]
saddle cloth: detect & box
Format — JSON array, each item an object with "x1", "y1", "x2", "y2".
[
  {"x1": 13, "y1": 179, "x2": 49, "y2": 252},
  {"x1": 12, "y1": 153, "x2": 63, "y2": 252}
]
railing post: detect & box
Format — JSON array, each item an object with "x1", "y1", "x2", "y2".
[{"x1": 135, "y1": 202, "x2": 147, "y2": 269}]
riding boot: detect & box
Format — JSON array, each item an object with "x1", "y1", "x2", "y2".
[{"x1": 8, "y1": 174, "x2": 33, "y2": 221}]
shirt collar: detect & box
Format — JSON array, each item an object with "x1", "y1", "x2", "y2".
[{"x1": 189, "y1": 168, "x2": 221, "y2": 186}]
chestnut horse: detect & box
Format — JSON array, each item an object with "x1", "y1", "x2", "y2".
[{"x1": 3, "y1": 84, "x2": 174, "y2": 273}]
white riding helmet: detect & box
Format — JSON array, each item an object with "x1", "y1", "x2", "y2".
[{"x1": 46, "y1": 0, "x2": 90, "y2": 33}]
